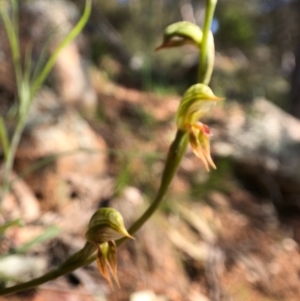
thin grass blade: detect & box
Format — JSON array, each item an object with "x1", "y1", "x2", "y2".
[
  {"x1": 31, "y1": 0, "x2": 92, "y2": 96},
  {"x1": 0, "y1": 117, "x2": 10, "y2": 161}
]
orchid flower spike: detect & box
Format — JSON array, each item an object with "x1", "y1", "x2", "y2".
[{"x1": 86, "y1": 208, "x2": 134, "y2": 288}]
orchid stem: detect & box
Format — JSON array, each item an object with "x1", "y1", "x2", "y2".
[
  {"x1": 119, "y1": 130, "x2": 189, "y2": 239},
  {"x1": 0, "y1": 243, "x2": 96, "y2": 296},
  {"x1": 198, "y1": 0, "x2": 218, "y2": 84}
]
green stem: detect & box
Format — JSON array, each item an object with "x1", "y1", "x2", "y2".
[
  {"x1": 198, "y1": 0, "x2": 218, "y2": 84},
  {"x1": 119, "y1": 130, "x2": 189, "y2": 239},
  {"x1": 0, "y1": 113, "x2": 28, "y2": 204},
  {"x1": 0, "y1": 1, "x2": 24, "y2": 204},
  {"x1": 0, "y1": 0, "x2": 22, "y2": 96},
  {"x1": 0, "y1": 242, "x2": 96, "y2": 296}
]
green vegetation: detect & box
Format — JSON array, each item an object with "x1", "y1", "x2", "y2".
[
  {"x1": 0, "y1": 0, "x2": 92, "y2": 204},
  {"x1": 0, "y1": 0, "x2": 222, "y2": 295}
]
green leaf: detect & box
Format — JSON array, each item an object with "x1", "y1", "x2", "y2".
[
  {"x1": 14, "y1": 226, "x2": 60, "y2": 254},
  {"x1": 0, "y1": 219, "x2": 23, "y2": 235},
  {"x1": 0, "y1": 117, "x2": 10, "y2": 161},
  {"x1": 0, "y1": 0, "x2": 22, "y2": 91},
  {"x1": 31, "y1": 0, "x2": 92, "y2": 96}
]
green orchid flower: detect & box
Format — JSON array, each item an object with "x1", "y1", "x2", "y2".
[
  {"x1": 85, "y1": 208, "x2": 134, "y2": 288},
  {"x1": 176, "y1": 83, "x2": 224, "y2": 171}
]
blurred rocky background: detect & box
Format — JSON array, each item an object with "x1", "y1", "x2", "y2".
[{"x1": 1, "y1": 0, "x2": 300, "y2": 301}]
